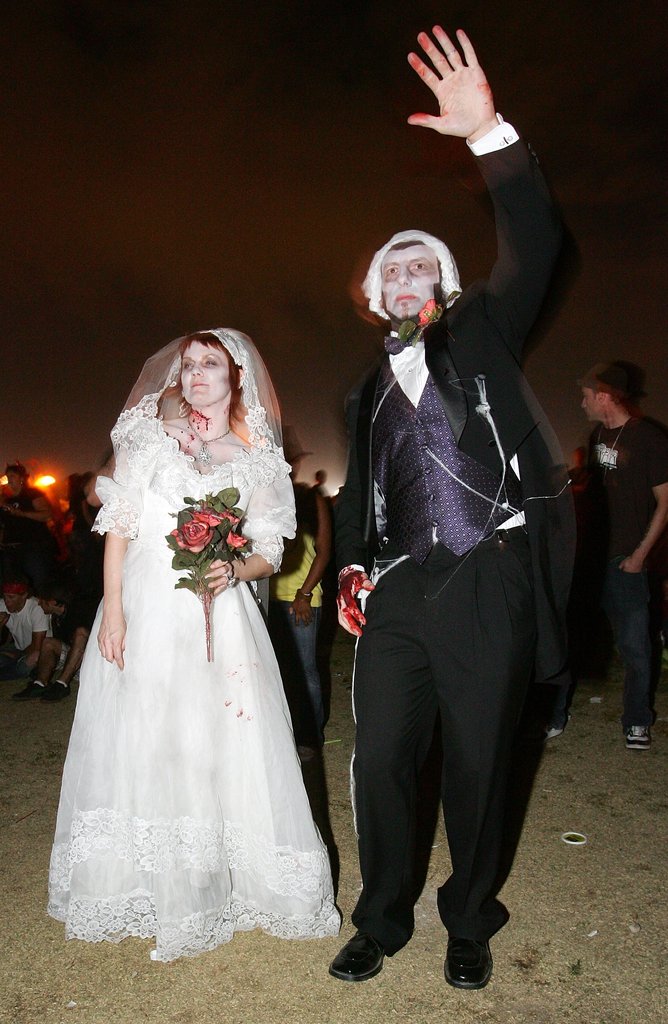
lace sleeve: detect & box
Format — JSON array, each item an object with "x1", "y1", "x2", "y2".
[
  {"x1": 92, "y1": 401, "x2": 162, "y2": 540},
  {"x1": 92, "y1": 483, "x2": 140, "y2": 540},
  {"x1": 242, "y1": 470, "x2": 296, "y2": 573}
]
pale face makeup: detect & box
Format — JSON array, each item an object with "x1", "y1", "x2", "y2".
[
  {"x1": 181, "y1": 342, "x2": 232, "y2": 412},
  {"x1": 380, "y1": 244, "x2": 440, "y2": 322}
]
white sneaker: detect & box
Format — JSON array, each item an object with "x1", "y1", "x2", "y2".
[
  {"x1": 545, "y1": 714, "x2": 571, "y2": 740},
  {"x1": 625, "y1": 726, "x2": 651, "y2": 750}
]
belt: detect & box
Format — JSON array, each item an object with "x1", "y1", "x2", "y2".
[{"x1": 494, "y1": 525, "x2": 527, "y2": 545}]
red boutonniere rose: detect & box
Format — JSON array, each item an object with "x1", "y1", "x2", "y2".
[
  {"x1": 418, "y1": 298, "x2": 440, "y2": 325},
  {"x1": 397, "y1": 299, "x2": 444, "y2": 346}
]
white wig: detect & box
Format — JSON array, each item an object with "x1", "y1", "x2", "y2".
[{"x1": 362, "y1": 230, "x2": 461, "y2": 321}]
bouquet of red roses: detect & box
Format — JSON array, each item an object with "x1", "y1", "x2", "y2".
[{"x1": 166, "y1": 488, "x2": 248, "y2": 661}]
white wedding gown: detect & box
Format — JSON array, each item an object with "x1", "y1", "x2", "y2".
[{"x1": 48, "y1": 401, "x2": 339, "y2": 961}]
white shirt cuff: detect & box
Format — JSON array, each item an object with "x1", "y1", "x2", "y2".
[
  {"x1": 339, "y1": 564, "x2": 366, "y2": 582},
  {"x1": 467, "y1": 114, "x2": 519, "y2": 155}
]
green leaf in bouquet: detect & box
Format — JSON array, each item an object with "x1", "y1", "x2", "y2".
[
  {"x1": 215, "y1": 487, "x2": 241, "y2": 510},
  {"x1": 171, "y1": 549, "x2": 199, "y2": 570},
  {"x1": 175, "y1": 577, "x2": 199, "y2": 593}
]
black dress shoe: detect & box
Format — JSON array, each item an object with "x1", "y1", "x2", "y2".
[
  {"x1": 444, "y1": 937, "x2": 493, "y2": 989},
  {"x1": 40, "y1": 682, "x2": 71, "y2": 701},
  {"x1": 11, "y1": 681, "x2": 46, "y2": 701},
  {"x1": 329, "y1": 932, "x2": 385, "y2": 982}
]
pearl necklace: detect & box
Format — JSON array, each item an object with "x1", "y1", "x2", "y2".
[{"x1": 189, "y1": 422, "x2": 231, "y2": 466}]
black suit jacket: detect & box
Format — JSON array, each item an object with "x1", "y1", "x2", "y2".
[{"x1": 335, "y1": 139, "x2": 574, "y2": 684}]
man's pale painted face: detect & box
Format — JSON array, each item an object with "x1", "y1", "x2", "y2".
[{"x1": 381, "y1": 244, "x2": 440, "y2": 323}]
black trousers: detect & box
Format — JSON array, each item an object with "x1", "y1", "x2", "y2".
[{"x1": 350, "y1": 530, "x2": 536, "y2": 953}]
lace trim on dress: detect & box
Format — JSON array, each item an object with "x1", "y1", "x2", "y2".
[
  {"x1": 48, "y1": 891, "x2": 339, "y2": 962},
  {"x1": 94, "y1": 400, "x2": 293, "y2": 541},
  {"x1": 120, "y1": 398, "x2": 291, "y2": 492},
  {"x1": 91, "y1": 497, "x2": 140, "y2": 540},
  {"x1": 234, "y1": 446, "x2": 291, "y2": 490},
  {"x1": 247, "y1": 537, "x2": 283, "y2": 572},
  {"x1": 115, "y1": 397, "x2": 291, "y2": 489},
  {"x1": 115, "y1": 394, "x2": 161, "y2": 433},
  {"x1": 51, "y1": 808, "x2": 330, "y2": 893},
  {"x1": 112, "y1": 402, "x2": 164, "y2": 464},
  {"x1": 244, "y1": 503, "x2": 295, "y2": 537},
  {"x1": 48, "y1": 807, "x2": 339, "y2": 960}
]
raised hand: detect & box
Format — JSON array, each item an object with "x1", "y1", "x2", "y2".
[{"x1": 407, "y1": 27, "x2": 497, "y2": 142}]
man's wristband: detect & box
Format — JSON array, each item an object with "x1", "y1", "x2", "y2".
[{"x1": 296, "y1": 589, "x2": 313, "y2": 600}]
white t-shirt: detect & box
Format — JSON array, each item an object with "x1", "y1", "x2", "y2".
[{"x1": 0, "y1": 597, "x2": 51, "y2": 651}]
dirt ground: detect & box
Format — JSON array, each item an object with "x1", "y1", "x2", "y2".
[{"x1": 1, "y1": 629, "x2": 666, "y2": 1024}]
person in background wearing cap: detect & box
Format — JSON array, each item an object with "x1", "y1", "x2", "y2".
[
  {"x1": 330, "y1": 25, "x2": 573, "y2": 990},
  {"x1": 579, "y1": 362, "x2": 668, "y2": 749},
  {"x1": 0, "y1": 579, "x2": 51, "y2": 687}
]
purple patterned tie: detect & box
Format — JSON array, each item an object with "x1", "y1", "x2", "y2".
[{"x1": 384, "y1": 334, "x2": 410, "y2": 355}]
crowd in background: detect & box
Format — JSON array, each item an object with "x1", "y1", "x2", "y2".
[
  {"x1": 0, "y1": 456, "x2": 340, "y2": 731},
  {"x1": 0, "y1": 463, "x2": 103, "y2": 701},
  {"x1": 1, "y1": 436, "x2": 667, "y2": 736}
]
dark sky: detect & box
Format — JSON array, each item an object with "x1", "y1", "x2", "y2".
[{"x1": 3, "y1": 0, "x2": 666, "y2": 494}]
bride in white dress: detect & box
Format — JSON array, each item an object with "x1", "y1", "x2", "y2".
[{"x1": 48, "y1": 329, "x2": 340, "y2": 962}]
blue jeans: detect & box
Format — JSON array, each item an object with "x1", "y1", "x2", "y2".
[
  {"x1": 602, "y1": 558, "x2": 652, "y2": 729},
  {"x1": 268, "y1": 600, "x2": 324, "y2": 747},
  {"x1": 0, "y1": 650, "x2": 32, "y2": 682}
]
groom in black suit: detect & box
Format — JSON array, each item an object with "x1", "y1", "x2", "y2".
[{"x1": 329, "y1": 25, "x2": 574, "y2": 989}]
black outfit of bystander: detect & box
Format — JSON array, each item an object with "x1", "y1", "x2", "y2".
[
  {"x1": 1, "y1": 468, "x2": 56, "y2": 594},
  {"x1": 594, "y1": 419, "x2": 668, "y2": 559},
  {"x1": 65, "y1": 473, "x2": 104, "y2": 603},
  {"x1": 50, "y1": 594, "x2": 97, "y2": 645}
]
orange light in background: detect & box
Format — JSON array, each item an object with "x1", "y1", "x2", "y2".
[
  {"x1": 35, "y1": 475, "x2": 57, "y2": 488},
  {"x1": 0, "y1": 475, "x2": 7, "y2": 487}
]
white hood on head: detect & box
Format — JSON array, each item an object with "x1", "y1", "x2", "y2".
[{"x1": 362, "y1": 229, "x2": 461, "y2": 321}]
